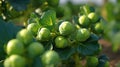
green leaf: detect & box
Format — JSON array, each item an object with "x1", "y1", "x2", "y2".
[
  {"x1": 80, "y1": 5, "x2": 95, "y2": 15},
  {"x1": 77, "y1": 42, "x2": 100, "y2": 56},
  {"x1": 72, "y1": 16, "x2": 79, "y2": 25},
  {"x1": 0, "y1": 19, "x2": 22, "y2": 60},
  {"x1": 86, "y1": 34, "x2": 99, "y2": 42},
  {"x1": 55, "y1": 47, "x2": 75, "y2": 60},
  {"x1": 39, "y1": 10, "x2": 56, "y2": 31},
  {"x1": 7, "y1": 0, "x2": 30, "y2": 11},
  {"x1": 97, "y1": 54, "x2": 110, "y2": 67},
  {"x1": 32, "y1": 57, "x2": 43, "y2": 67},
  {"x1": 27, "y1": 13, "x2": 40, "y2": 24}
]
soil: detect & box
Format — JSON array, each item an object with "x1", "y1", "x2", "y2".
[{"x1": 99, "y1": 39, "x2": 120, "y2": 67}]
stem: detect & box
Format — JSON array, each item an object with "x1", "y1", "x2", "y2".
[{"x1": 73, "y1": 53, "x2": 82, "y2": 67}]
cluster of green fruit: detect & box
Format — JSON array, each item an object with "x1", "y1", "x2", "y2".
[
  {"x1": 79, "y1": 12, "x2": 104, "y2": 35},
  {"x1": 4, "y1": 23, "x2": 60, "y2": 67},
  {"x1": 3, "y1": 5, "x2": 109, "y2": 67}
]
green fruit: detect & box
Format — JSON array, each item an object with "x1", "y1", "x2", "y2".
[
  {"x1": 16, "y1": 29, "x2": 33, "y2": 45},
  {"x1": 37, "y1": 27, "x2": 50, "y2": 41},
  {"x1": 75, "y1": 28, "x2": 90, "y2": 41},
  {"x1": 41, "y1": 50, "x2": 60, "y2": 65},
  {"x1": 27, "y1": 23, "x2": 40, "y2": 36},
  {"x1": 55, "y1": 36, "x2": 69, "y2": 48},
  {"x1": 88, "y1": 12, "x2": 99, "y2": 23},
  {"x1": 86, "y1": 56, "x2": 98, "y2": 67},
  {"x1": 59, "y1": 21, "x2": 75, "y2": 35},
  {"x1": 9, "y1": 55, "x2": 26, "y2": 67},
  {"x1": 78, "y1": 15, "x2": 90, "y2": 26},
  {"x1": 6, "y1": 39, "x2": 24, "y2": 55},
  {"x1": 27, "y1": 42, "x2": 44, "y2": 58},
  {"x1": 104, "y1": 61, "x2": 110, "y2": 67},
  {"x1": 4, "y1": 58, "x2": 11, "y2": 67},
  {"x1": 94, "y1": 22, "x2": 103, "y2": 33},
  {"x1": 46, "y1": 0, "x2": 59, "y2": 7}
]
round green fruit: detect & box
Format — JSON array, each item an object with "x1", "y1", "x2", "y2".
[
  {"x1": 55, "y1": 36, "x2": 69, "y2": 48},
  {"x1": 27, "y1": 23, "x2": 40, "y2": 36},
  {"x1": 6, "y1": 39, "x2": 24, "y2": 55},
  {"x1": 59, "y1": 21, "x2": 75, "y2": 36},
  {"x1": 94, "y1": 22, "x2": 103, "y2": 33},
  {"x1": 9, "y1": 55, "x2": 26, "y2": 67},
  {"x1": 88, "y1": 12, "x2": 99, "y2": 23},
  {"x1": 78, "y1": 15, "x2": 90, "y2": 26},
  {"x1": 37, "y1": 27, "x2": 50, "y2": 41},
  {"x1": 86, "y1": 56, "x2": 98, "y2": 67},
  {"x1": 75, "y1": 28, "x2": 90, "y2": 41},
  {"x1": 16, "y1": 29, "x2": 33, "y2": 45},
  {"x1": 41, "y1": 50, "x2": 60, "y2": 65},
  {"x1": 27, "y1": 42, "x2": 44, "y2": 58},
  {"x1": 4, "y1": 58, "x2": 11, "y2": 67}
]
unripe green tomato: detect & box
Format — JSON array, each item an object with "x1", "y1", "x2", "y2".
[
  {"x1": 9, "y1": 55, "x2": 26, "y2": 67},
  {"x1": 27, "y1": 23, "x2": 40, "y2": 36},
  {"x1": 86, "y1": 56, "x2": 98, "y2": 67},
  {"x1": 104, "y1": 61, "x2": 110, "y2": 67},
  {"x1": 75, "y1": 28, "x2": 90, "y2": 41},
  {"x1": 46, "y1": 0, "x2": 59, "y2": 7},
  {"x1": 41, "y1": 50, "x2": 60, "y2": 65},
  {"x1": 55, "y1": 36, "x2": 69, "y2": 48},
  {"x1": 16, "y1": 29, "x2": 33, "y2": 45},
  {"x1": 94, "y1": 22, "x2": 103, "y2": 33},
  {"x1": 88, "y1": 12, "x2": 99, "y2": 23},
  {"x1": 37, "y1": 28, "x2": 50, "y2": 41},
  {"x1": 27, "y1": 42, "x2": 44, "y2": 58},
  {"x1": 78, "y1": 15, "x2": 90, "y2": 27},
  {"x1": 4, "y1": 58, "x2": 11, "y2": 67},
  {"x1": 6, "y1": 39, "x2": 24, "y2": 55},
  {"x1": 59, "y1": 21, "x2": 75, "y2": 36}
]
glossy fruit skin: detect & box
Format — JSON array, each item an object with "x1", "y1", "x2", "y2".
[
  {"x1": 75, "y1": 28, "x2": 90, "y2": 42},
  {"x1": 37, "y1": 27, "x2": 51, "y2": 41},
  {"x1": 55, "y1": 36, "x2": 69, "y2": 48},
  {"x1": 41, "y1": 50, "x2": 60, "y2": 66},
  {"x1": 16, "y1": 29, "x2": 33, "y2": 45},
  {"x1": 59, "y1": 21, "x2": 75, "y2": 36},
  {"x1": 6, "y1": 39, "x2": 24, "y2": 55},
  {"x1": 79, "y1": 15, "x2": 90, "y2": 27},
  {"x1": 88, "y1": 12, "x2": 99, "y2": 23},
  {"x1": 86, "y1": 56, "x2": 99, "y2": 67},
  {"x1": 27, "y1": 42, "x2": 44, "y2": 58},
  {"x1": 8, "y1": 55, "x2": 26, "y2": 67},
  {"x1": 27, "y1": 23, "x2": 40, "y2": 36}
]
